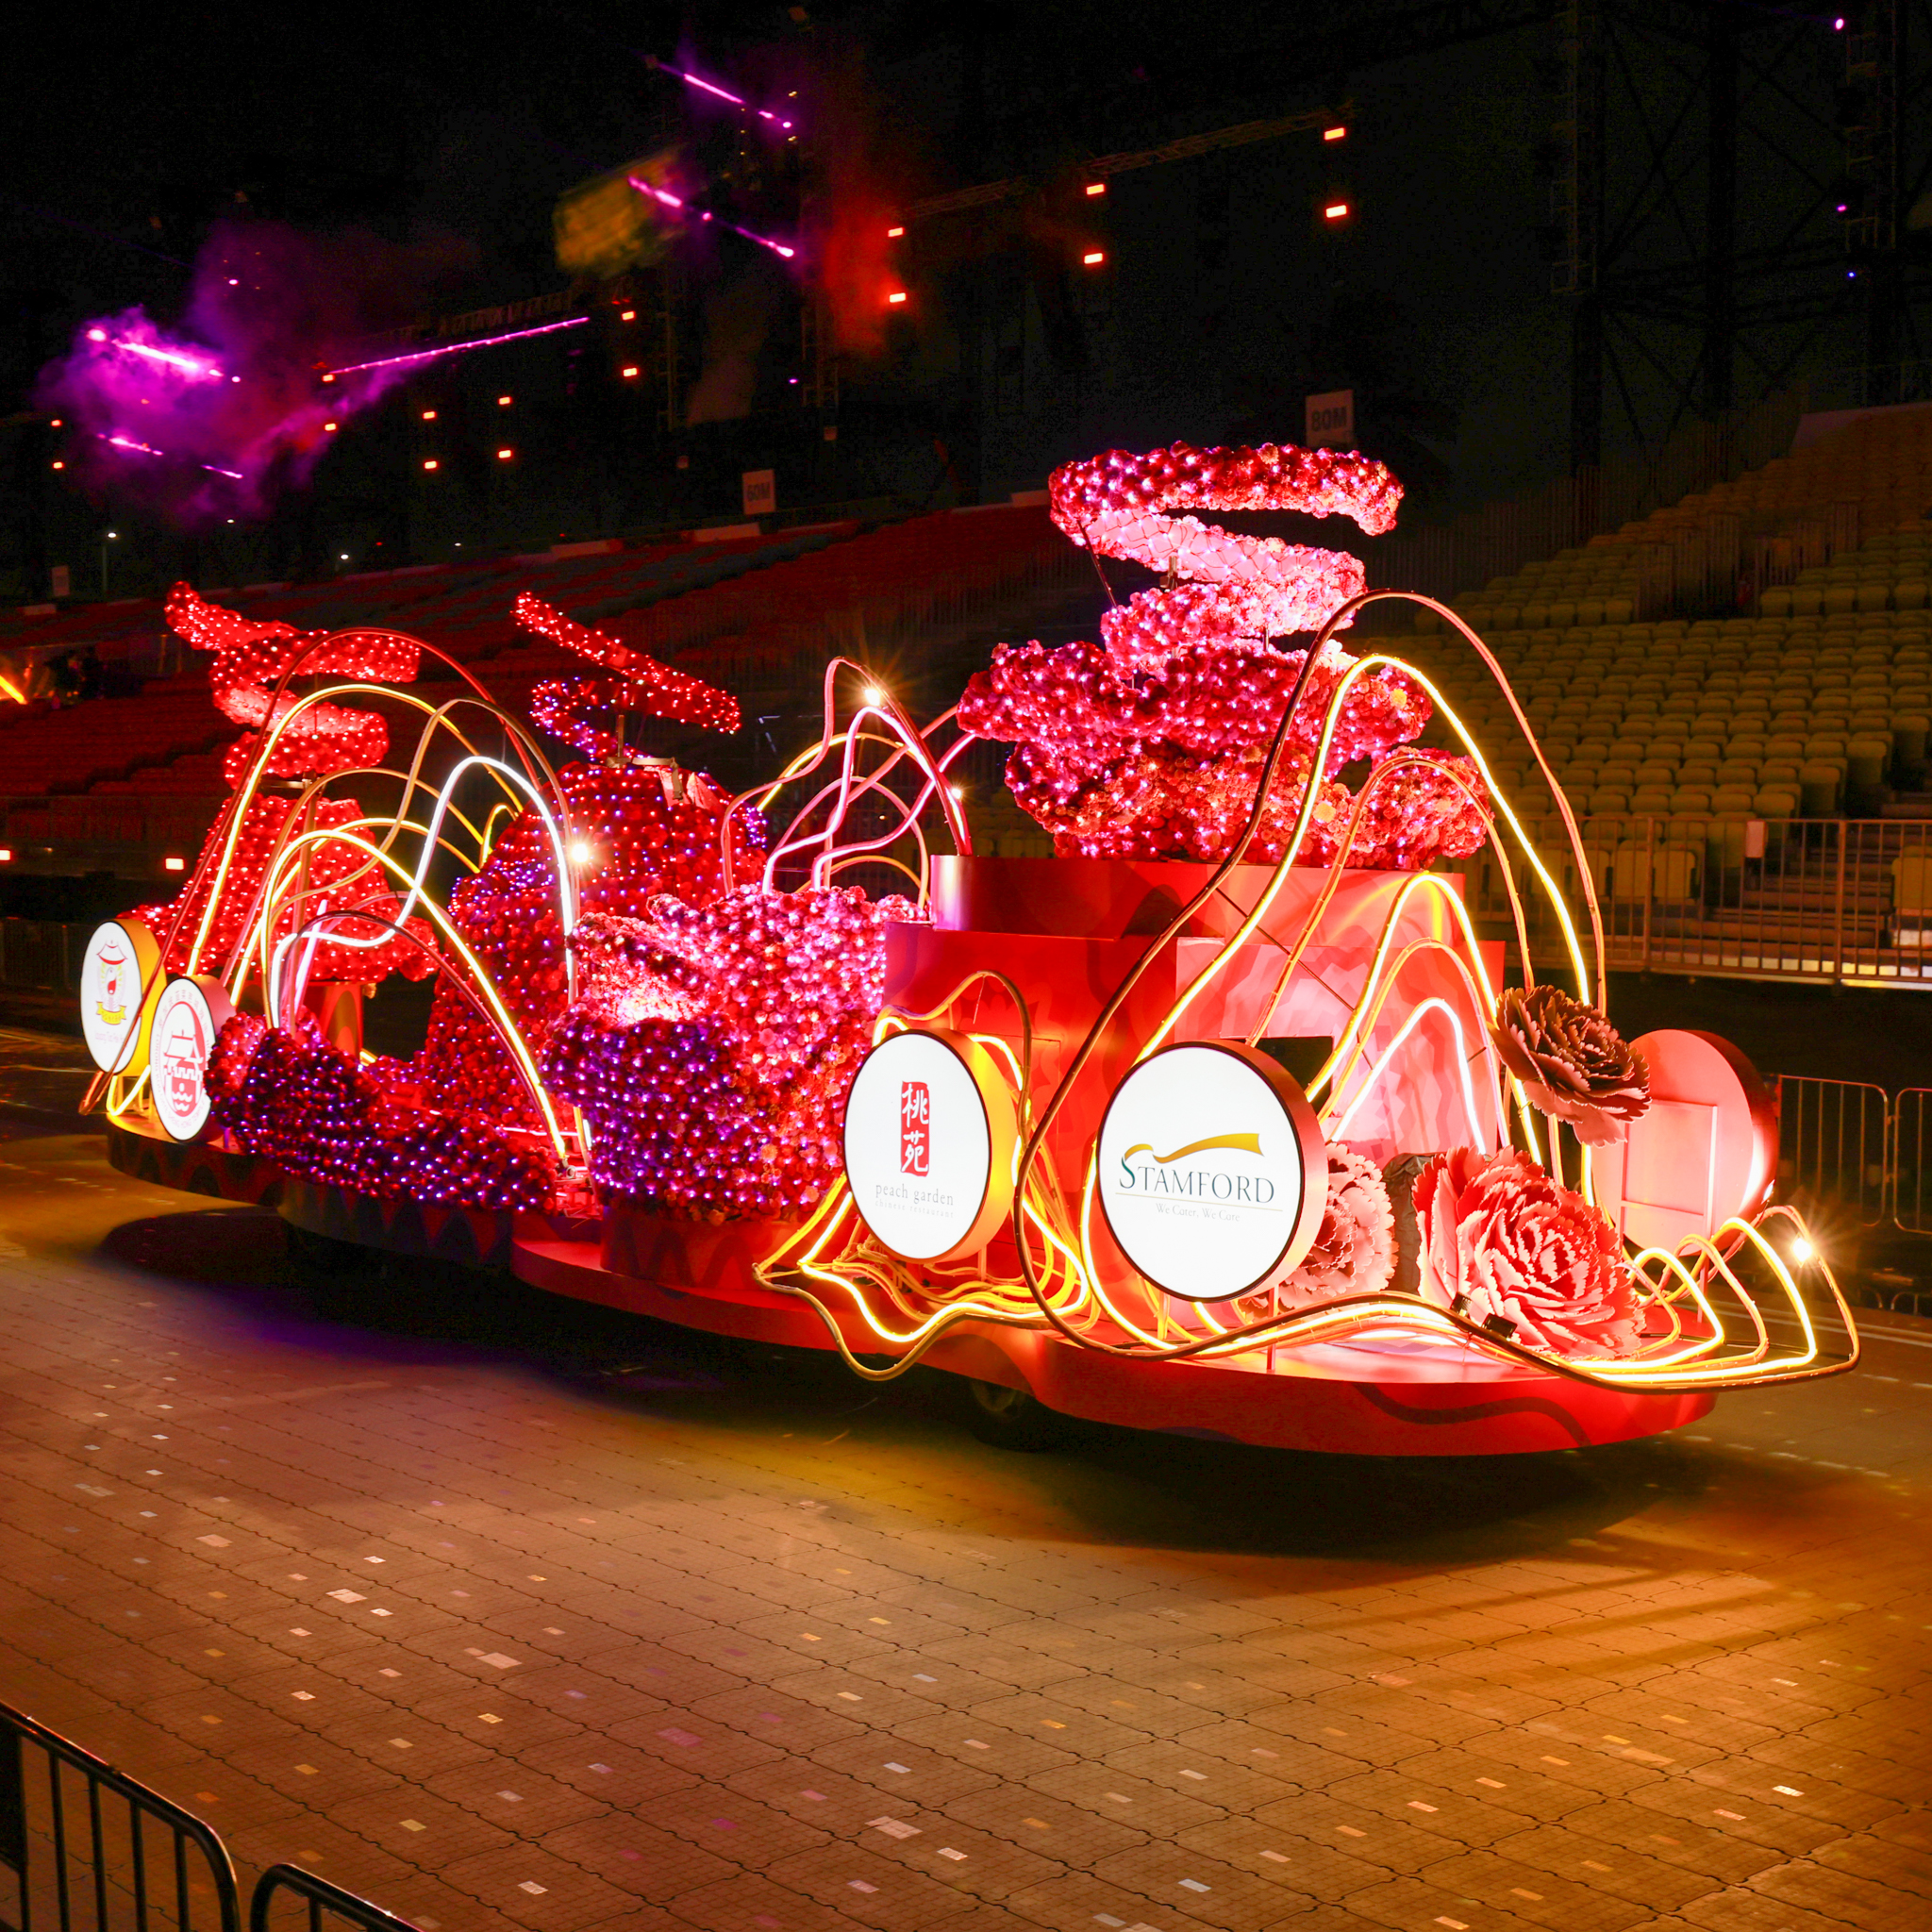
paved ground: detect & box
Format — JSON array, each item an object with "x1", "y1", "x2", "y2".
[{"x1": 1, "y1": 1026, "x2": 1930, "y2": 1932}]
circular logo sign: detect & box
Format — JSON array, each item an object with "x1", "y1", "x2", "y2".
[
  {"x1": 148, "y1": 975, "x2": 235, "y2": 1143},
  {"x1": 1096, "y1": 1042, "x2": 1328, "y2": 1302},
  {"x1": 841, "y1": 1028, "x2": 1018, "y2": 1262},
  {"x1": 81, "y1": 918, "x2": 161, "y2": 1074}
]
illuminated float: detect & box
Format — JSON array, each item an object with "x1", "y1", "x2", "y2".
[{"x1": 84, "y1": 439, "x2": 1857, "y2": 1453}]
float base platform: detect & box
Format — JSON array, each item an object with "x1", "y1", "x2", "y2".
[{"x1": 108, "y1": 1121, "x2": 1716, "y2": 1457}]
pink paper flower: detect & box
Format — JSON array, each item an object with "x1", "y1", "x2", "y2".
[
  {"x1": 1240, "y1": 1145, "x2": 1396, "y2": 1317},
  {"x1": 1413, "y1": 1146, "x2": 1643, "y2": 1358},
  {"x1": 1491, "y1": 984, "x2": 1650, "y2": 1146}
]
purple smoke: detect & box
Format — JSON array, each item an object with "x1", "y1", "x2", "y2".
[{"x1": 41, "y1": 221, "x2": 475, "y2": 527}]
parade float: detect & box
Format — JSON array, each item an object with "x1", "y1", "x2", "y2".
[{"x1": 77, "y1": 439, "x2": 1857, "y2": 1454}]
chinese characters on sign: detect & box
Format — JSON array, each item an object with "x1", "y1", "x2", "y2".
[{"x1": 900, "y1": 1079, "x2": 930, "y2": 1175}]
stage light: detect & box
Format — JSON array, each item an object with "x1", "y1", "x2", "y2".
[
  {"x1": 163, "y1": 856, "x2": 186, "y2": 872},
  {"x1": 569, "y1": 840, "x2": 594, "y2": 866},
  {"x1": 862, "y1": 684, "x2": 884, "y2": 706},
  {"x1": 421, "y1": 408, "x2": 438, "y2": 421},
  {"x1": 340, "y1": 552, "x2": 350, "y2": 560},
  {"x1": 49, "y1": 418, "x2": 61, "y2": 427},
  {"x1": 1324, "y1": 125, "x2": 1347, "y2": 142},
  {"x1": 51, "y1": 460, "x2": 63, "y2": 471},
  {"x1": 423, "y1": 458, "x2": 440, "y2": 471},
  {"x1": 620, "y1": 309, "x2": 636, "y2": 322},
  {"x1": 1790, "y1": 1236, "x2": 1816, "y2": 1263},
  {"x1": 948, "y1": 783, "x2": 964, "y2": 800},
  {"x1": 622, "y1": 365, "x2": 641, "y2": 378},
  {"x1": 0, "y1": 850, "x2": 11, "y2": 863},
  {"x1": 323, "y1": 421, "x2": 338, "y2": 432},
  {"x1": 1324, "y1": 201, "x2": 1351, "y2": 221},
  {"x1": 321, "y1": 372, "x2": 335, "y2": 383},
  {"x1": 496, "y1": 447, "x2": 514, "y2": 460},
  {"x1": 1085, "y1": 182, "x2": 1106, "y2": 197},
  {"x1": 1083, "y1": 250, "x2": 1106, "y2": 266},
  {"x1": 887, "y1": 225, "x2": 905, "y2": 238},
  {"x1": 87, "y1": 328, "x2": 107, "y2": 342},
  {"x1": 887, "y1": 290, "x2": 908, "y2": 306}
]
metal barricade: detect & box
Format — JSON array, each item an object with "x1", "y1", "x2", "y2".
[
  {"x1": 1776, "y1": 1076, "x2": 1890, "y2": 1228},
  {"x1": 247, "y1": 1868, "x2": 418, "y2": 1932},
  {"x1": 1891, "y1": 1089, "x2": 1932, "y2": 1235},
  {"x1": 0, "y1": 1700, "x2": 240, "y2": 1932}
]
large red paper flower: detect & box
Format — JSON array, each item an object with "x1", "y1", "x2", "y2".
[
  {"x1": 1491, "y1": 985, "x2": 1650, "y2": 1146},
  {"x1": 1413, "y1": 1146, "x2": 1643, "y2": 1358}
]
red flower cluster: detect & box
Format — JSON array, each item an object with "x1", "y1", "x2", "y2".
[
  {"x1": 165, "y1": 583, "x2": 420, "y2": 785},
  {"x1": 542, "y1": 886, "x2": 916, "y2": 1218},
  {"x1": 208, "y1": 1012, "x2": 555, "y2": 1210},
  {"x1": 961, "y1": 636, "x2": 1487, "y2": 865},
  {"x1": 408, "y1": 762, "x2": 763, "y2": 1130},
  {"x1": 514, "y1": 593, "x2": 741, "y2": 754},
  {"x1": 133, "y1": 792, "x2": 438, "y2": 983}
]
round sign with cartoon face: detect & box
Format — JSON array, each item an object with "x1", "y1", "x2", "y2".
[
  {"x1": 81, "y1": 918, "x2": 161, "y2": 1074},
  {"x1": 841, "y1": 1028, "x2": 1017, "y2": 1262},
  {"x1": 148, "y1": 975, "x2": 235, "y2": 1142},
  {"x1": 1096, "y1": 1041, "x2": 1328, "y2": 1302}
]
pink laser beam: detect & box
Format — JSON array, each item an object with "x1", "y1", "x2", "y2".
[
  {"x1": 120, "y1": 340, "x2": 225, "y2": 379},
  {"x1": 627, "y1": 176, "x2": 797, "y2": 260},
  {"x1": 101, "y1": 432, "x2": 242, "y2": 479},
  {"x1": 322, "y1": 314, "x2": 590, "y2": 378},
  {"x1": 655, "y1": 59, "x2": 795, "y2": 130},
  {"x1": 90, "y1": 329, "x2": 226, "y2": 380}
]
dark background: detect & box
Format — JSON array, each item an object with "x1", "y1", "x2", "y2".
[{"x1": 4, "y1": 1, "x2": 1927, "y2": 597}]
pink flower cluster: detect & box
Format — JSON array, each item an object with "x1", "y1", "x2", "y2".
[
  {"x1": 1414, "y1": 1146, "x2": 1644, "y2": 1358},
  {"x1": 165, "y1": 582, "x2": 420, "y2": 784},
  {"x1": 541, "y1": 886, "x2": 916, "y2": 1218},
  {"x1": 1048, "y1": 441, "x2": 1402, "y2": 663},
  {"x1": 963, "y1": 441, "x2": 1488, "y2": 866},
  {"x1": 208, "y1": 1012, "x2": 556, "y2": 1210}
]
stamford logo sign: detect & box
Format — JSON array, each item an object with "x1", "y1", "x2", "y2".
[
  {"x1": 1097, "y1": 1042, "x2": 1327, "y2": 1301},
  {"x1": 842, "y1": 1029, "x2": 1016, "y2": 1262}
]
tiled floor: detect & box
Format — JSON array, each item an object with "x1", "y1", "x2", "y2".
[{"x1": 1, "y1": 1025, "x2": 1929, "y2": 1930}]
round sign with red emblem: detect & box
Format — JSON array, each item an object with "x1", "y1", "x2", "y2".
[
  {"x1": 149, "y1": 975, "x2": 235, "y2": 1142},
  {"x1": 841, "y1": 1028, "x2": 1018, "y2": 1262}
]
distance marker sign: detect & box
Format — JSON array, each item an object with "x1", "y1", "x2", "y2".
[
  {"x1": 1097, "y1": 1041, "x2": 1328, "y2": 1301},
  {"x1": 842, "y1": 1028, "x2": 1017, "y2": 1261}
]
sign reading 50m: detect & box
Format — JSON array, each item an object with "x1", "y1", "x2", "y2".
[{"x1": 1096, "y1": 1042, "x2": 1328, "y2": 1302}]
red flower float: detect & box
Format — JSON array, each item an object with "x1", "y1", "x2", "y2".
[{"x1": 1413, "y1": 1146, "x2": 1644, "y2": 1358}]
